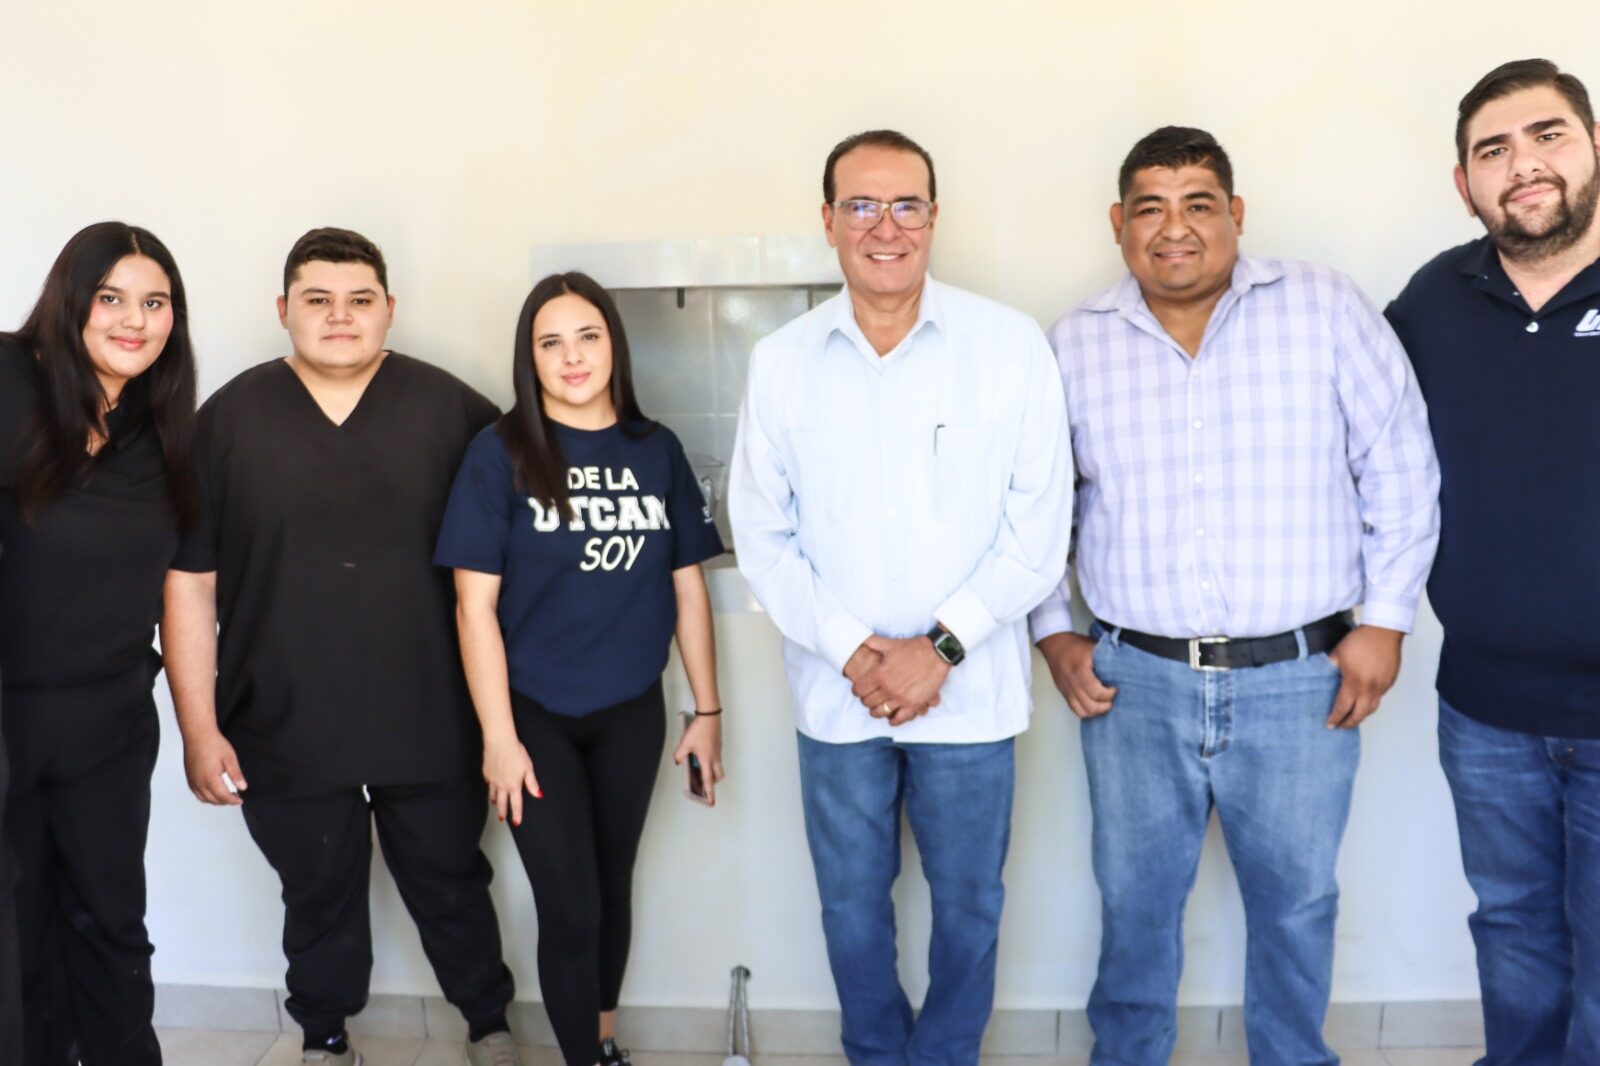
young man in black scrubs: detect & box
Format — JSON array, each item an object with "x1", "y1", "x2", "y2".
[{"x1": 163, "y1": 229, "x2": 522, "y2": 1066}]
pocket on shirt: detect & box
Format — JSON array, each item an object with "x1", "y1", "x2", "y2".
[
  {"x1": 934, "y1": 422, "x2": 1003, "y2": 521},
  {"x1": 788, "y1": 426, "x2": 856, "y2": 523},
  {"x1": 1232, "y1": 363, "x2": 1342, "y2": 463}
]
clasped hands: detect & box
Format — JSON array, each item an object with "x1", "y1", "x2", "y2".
[{"x1": 844, "y1": 633, "x2": 951, "y2": 727}]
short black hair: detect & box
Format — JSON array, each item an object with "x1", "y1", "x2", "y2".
[
  {"x1": 822, "y1": 129, "x2": 937, "y2": 204},
  {"x1": 1117, "y1": 126, "x2": 1235, "y2": 201},
  {"x1": 283, "y1": 227, "x2": 388, "y2": 294},
  {"x1": 1456, "y1": 58, "x2": 1595, "y2": 165}
]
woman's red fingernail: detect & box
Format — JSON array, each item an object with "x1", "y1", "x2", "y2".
[{"x1": 534, "y1": 788, "x2": 543, "y2": 799}]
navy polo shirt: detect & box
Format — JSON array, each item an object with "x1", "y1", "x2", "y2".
[{"x1": 1386, "y1": 236, "x2": 1600, "y2": 739}]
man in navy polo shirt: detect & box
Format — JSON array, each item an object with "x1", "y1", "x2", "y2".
[{"x1": 1387, "y1": 58, "x2": 1600, "y2": 1065}]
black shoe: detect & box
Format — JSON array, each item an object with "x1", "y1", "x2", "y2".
[{"x1": 598, "y1": 1037, "x2": 632, "y2": 1066}]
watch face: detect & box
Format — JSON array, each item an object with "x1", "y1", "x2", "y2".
[{"x1": 933, "y1": 630, "x2": 964, "y2": 664}]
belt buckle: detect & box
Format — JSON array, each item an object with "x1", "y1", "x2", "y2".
[{"x1": 1188, "y1": 636, "x2": 1230, "y2": 672}]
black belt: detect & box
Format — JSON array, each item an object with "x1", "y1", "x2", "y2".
[{"x1": 1098, "y1": 612, "x2": 1354, "y2": 671}]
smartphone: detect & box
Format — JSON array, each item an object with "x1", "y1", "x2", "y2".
[{"x1": 678, "y1": 711, "x2": 712, "y2": 805}]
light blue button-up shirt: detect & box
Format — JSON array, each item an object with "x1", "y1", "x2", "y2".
[{"x1": 730, "y1": 277, "x2": 1072, "y2": 744}]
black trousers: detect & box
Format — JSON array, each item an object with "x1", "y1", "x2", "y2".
[
  {"x1": 238, "y1": 770, "x2": 514, "y2": 1040},
  {"x1": 509, "y1": 682, "x2": 665, "y2": 1066},
  {"x1": 0, "y1": 691, "x2": 24, "y2": 1066},
  {"x1": 4, "y1": 679, "x2": 162, "y2": 1066}
]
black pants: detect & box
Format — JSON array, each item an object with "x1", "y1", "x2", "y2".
[
  {"x1": 509, "y1": 682, "x2": 665, "y2": 1066},
  {"x1": 4, "y1": 679, "x2": 162, "y2": 1066},
  {"x1": 0, "y1": 691, "x2": 25, "y2": 1066},
  {"x1": 238, "y1": 770, "x2": 514, "y2": 1040}
]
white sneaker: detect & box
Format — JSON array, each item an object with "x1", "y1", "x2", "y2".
[{"x1": 466, "y1": 1029, "x2": 522, "y2": 1065}]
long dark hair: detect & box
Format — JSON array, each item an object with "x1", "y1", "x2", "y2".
[
  {"x1": 2, "y1": 222, "x2": 199, "y2": 528},
  {"x1": 499, "y1": 272, "x2": 651, "y2": 517}
]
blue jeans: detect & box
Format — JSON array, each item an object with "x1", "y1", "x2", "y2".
[
  {"x1": 1082, "y1": 627, "x2": 1356, "y2": 1066},
  {"x1": 1438, "y1": 697, "x2": 1600, "y2": 1066},
  {"x1": 797, "y1": 732, "x2": 1015, "y2": 1066}
]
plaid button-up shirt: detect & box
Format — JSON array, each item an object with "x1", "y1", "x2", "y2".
[{"x1": 1030, "y1": 255, "x2": 1439, "y2": 642}]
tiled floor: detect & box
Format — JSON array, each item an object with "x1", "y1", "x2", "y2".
[{"x1": 155, "y1": 1029, "x2": 1486, "y2": 1066}]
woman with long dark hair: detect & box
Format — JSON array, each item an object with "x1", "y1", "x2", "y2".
[
  {"x1": 436, "y1": 272, "x2": 725, "y2": 1066},
  {"x1": 0, "y1": 221, "x2": 198, "y2": 1064}
]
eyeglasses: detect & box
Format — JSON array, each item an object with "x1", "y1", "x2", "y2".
[{"x1": 831, "y1": 199, "x2": 934, "y2": 231}]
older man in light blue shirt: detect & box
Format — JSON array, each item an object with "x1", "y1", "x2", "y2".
[
  {"x1": 730, "y1": 129, "x2": 1071, "y2": 1064},
  {"x1": 1031, "y1": 127, "x2": 1440, "y2": 1066}
]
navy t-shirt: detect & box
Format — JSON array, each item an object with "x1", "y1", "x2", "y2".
[{"x1": 435, "y1": 420, "x2": 724, "y2": 716}]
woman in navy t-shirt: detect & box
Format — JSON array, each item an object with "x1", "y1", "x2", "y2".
[{"x1": 436, "y1": 271, "x2": 725, "y2": 1066}]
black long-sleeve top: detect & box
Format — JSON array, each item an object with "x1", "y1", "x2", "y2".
[{"x1": 0, "y1": 338, "x2": 175, "y2": 698}]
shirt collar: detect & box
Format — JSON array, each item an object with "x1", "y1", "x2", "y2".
[
  {"x1": 1455, "y1": 233, "x2": 1600, "y2": 310},
  {"x1": 829, "y1": 275, "x2": 945, "y2": 359},
  {"x1": 1454, "y1": 235, "x2": 1499, "y2": 279},
  {"x1": 1083, "y1": 254, "x2": 1285, "y2": 319}
]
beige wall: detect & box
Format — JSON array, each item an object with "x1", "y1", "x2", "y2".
[
  {"x1": 13, "y1": 1, "x2": 1588, "y2": 396},
  {"x1": 3, "y1": 0, "x2": 1597, "y2": 1011}
]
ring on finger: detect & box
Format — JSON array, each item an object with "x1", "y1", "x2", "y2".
[{"x1": 880, "y1": 702, "x2": 893, "y2": 716}]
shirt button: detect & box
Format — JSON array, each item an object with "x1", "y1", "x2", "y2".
[
  {"x1": 886, "y1": 506, "x2": 898, "y2": 518},
  {"x1": 1526, "y1": 320, "x2": 1540, "y2": 333},
  {"x1": 1194, "y1": 474, "x2": 1204, "y2": 485},
  {"x1": 1194, "y1": 527, "x2": 1205, "y2": 538},
  {"x1": 1192, "y1": 420, "x2": 1203, "y2": 429},
  {"x1": 1201, "y1": 580, "x2": 1212, "y2": 590}
]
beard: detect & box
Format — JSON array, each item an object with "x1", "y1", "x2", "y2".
[{"x1": 1480, "y1": 166, "x2": 1600, "y2": 262}]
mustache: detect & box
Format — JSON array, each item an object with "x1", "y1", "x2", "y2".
[{"x1": 1501, "y1": 175, "x2": 1566, "y2": 207}]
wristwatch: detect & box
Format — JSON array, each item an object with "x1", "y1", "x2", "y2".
[{"x1": 927, "y1": 622, "x2": 966, "y2": 666}]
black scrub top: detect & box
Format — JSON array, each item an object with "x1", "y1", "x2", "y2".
[
  {"x1": 171, "y1": 353, "x2": 498, "y2": 785},
  {"x1": 0, "y1": 338, "x2": 175, "y2": 700}
]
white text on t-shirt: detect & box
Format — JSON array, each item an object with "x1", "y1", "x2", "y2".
[{"x1": 524, "y1": 466, "x2": 671, "y2": 572}]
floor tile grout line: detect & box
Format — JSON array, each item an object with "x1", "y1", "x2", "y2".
[{"x1": 161, "y1": 1028, "x2": 1483, "y2": 1066}]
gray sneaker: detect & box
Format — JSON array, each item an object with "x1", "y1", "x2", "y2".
[
  {"x1": 301, "y1": 1044, "x2": 362, "y2": 1065},
  {"x1": 466, "y1": 1029, "x2": 522, "y2": 1065}
]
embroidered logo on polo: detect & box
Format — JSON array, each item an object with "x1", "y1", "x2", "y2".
[{"x1": 1577, "y1": 309, "x2": 1600, "y2": 337}]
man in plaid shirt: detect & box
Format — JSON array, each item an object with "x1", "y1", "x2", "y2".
[{"x1": 1029, "y1": 127, "x2": 1440, "y2": 1066}]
